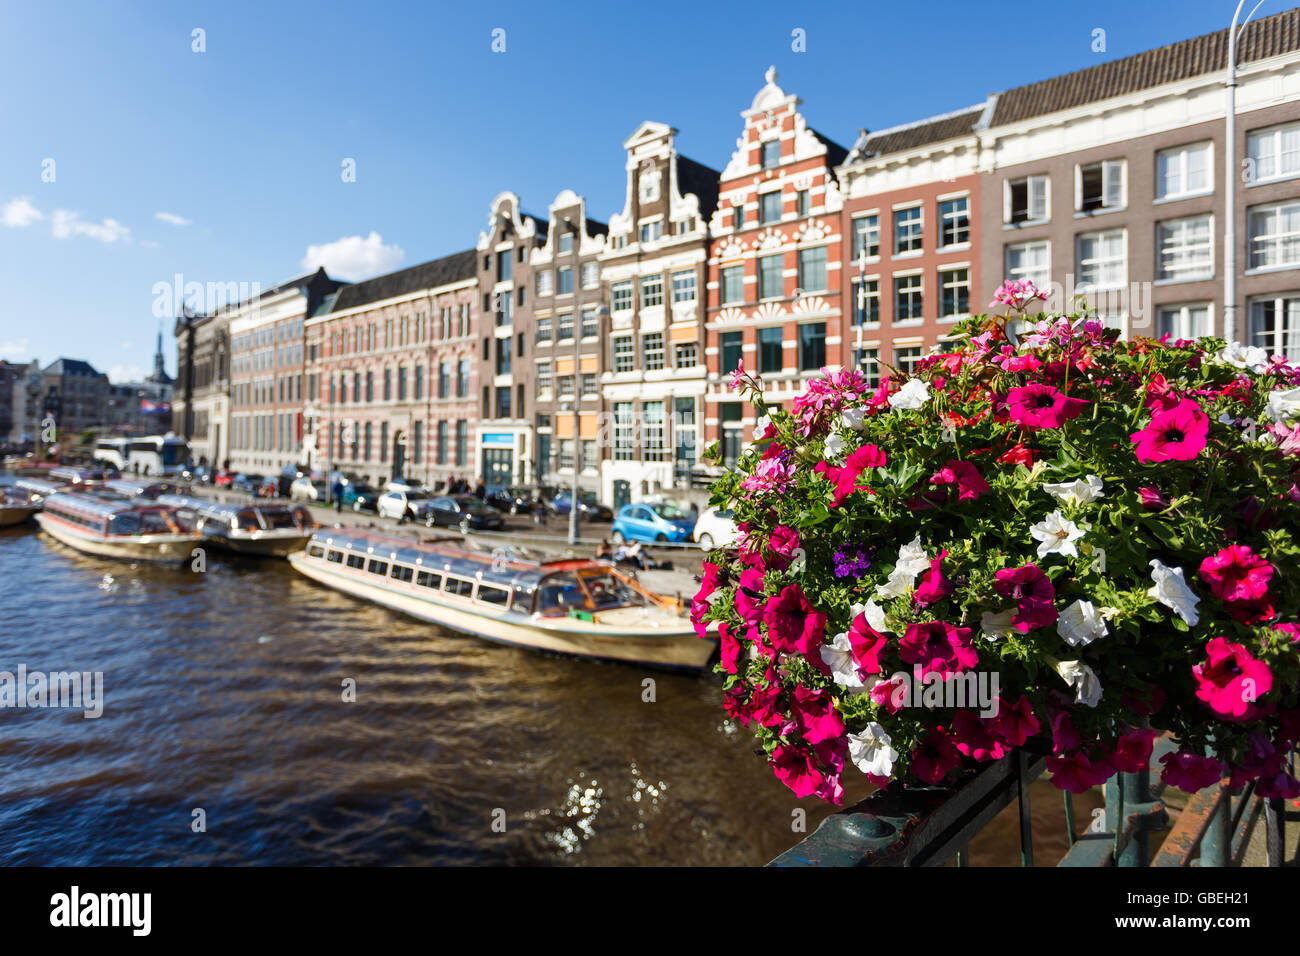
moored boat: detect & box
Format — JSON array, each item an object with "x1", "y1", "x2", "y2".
[
  {"x1": 0, "y1": 487, "x2": 40, "y2": 527},
  {"x1": 157, "y1": 494, "x2": 317, "y2": 557},
  {"x1": 102, "y1": 478, "x2": 187, "y2": 500},
  {"x1": 11, "y1": 477, "x2": 69, "y2": 505},
  {"x1": 34, "y1": 492, "x2": 200, "y2": 563},
  {"x1": 287, "y1": 528, "x2": 716, "y2": 671}
]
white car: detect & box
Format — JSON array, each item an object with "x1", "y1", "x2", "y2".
[
  {"x1": 377, "y1": 489, "x2": 433, "y2": 521},
  {"x1": 290, "y1": 476, "x2": 328, "y2": 502},
  {"x1": 694, "y1": 506, "x2": 738, "y2": 551}
]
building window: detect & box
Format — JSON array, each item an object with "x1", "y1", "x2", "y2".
[
  {"x1": 1157, "y1": 304, "x2": 1211, "y2": 341},
  {"x1": 437, "y1": 421, "x2": 447, "y2": 464},
  {"x1": 894, "y1": 207, "x2": 923, "y2": 254},
  {"x1": 380, "y1": 421, "x2": 389, "y2": 463},
  {"x1": 639, "y1": 220, "x2": 663, "y2": 244},
  {"x1": 641, "y1": 275, "x2": 664, "y2": 308},
  {"x1": 761, "y1": 140, "x2": 780, "y2": 169},
  {"x1": 536, "y1": 362, "x2": 553, "y2": 398},
  {"x1": 674, "y1": 397, "x2": 696, "y2": 476},
  {"x1": 797, "y1": 246, "x2": 827, "y2": 293},
  {"x1": 796, "y1": 189, "x2": 810, "y2": 217},
  {"x1": 643, "y1": 332, "x2": 665, "y2": 371},
  {"x1": 758, "y1": 255, "x2": 783, "y2": 300},
  {"x1": 536, "y1": 270, "x2": 554, "y2": 296},
  {"x1": 612, "y1": 281, "x2": 633, "y2": 312},
  {"x1": 1246, "y1": 122, "x2": 1300, "y2": 184},
  {"x1": 558, "y1": 375, "x2": 575, "y2": 397},
  {"x1": 1248, "y1": 201, "x2": 1300, "y2": 271},
  {"x1": 581, "y1": 262, "x2": 599, "y2": 289},
  {"x1": 559, "y1": 232, "x2": 573, "y2": 255},
  {"x1": 581, "y1": 439, "x2": 597, "y2": 472},
  {"x1": 853, "y1": 214, "x2": 880, "y2": 260},
  {"x1": 1157, "y1": 215, "x2": 1214, "y2": 281},
  {"x1": 733, "y1": 203, "x2": 745, "y2": 230},
  {"x1": 363, "y1": 422, "x2": 372, "y2": 462},
  {"x1": 939, "y1": 197, "x2": 970, "y2": 247},
  {"x1": 1157, "y1": 142, "x2": 1212, "y2": 200},
  {"x1": 1006, "y1": 174, "x2": 1049, "y2": 224},
  {"x1": 721, "y1": 265, "x2": 744, "y2": 305},
  {"x1": 581, "y1": 372, "x2": 598, "y2": 396},
  {"x1": 455, "y1": 421, "x2": 467, "y2": 466},
  {"x1": 1006, "y1": 240, "x2": 1051, "y2": 289},
  {"x1": 614, "y1": 403, "x2": 635, "y2": 460},
  {"x1": 414, "y1": 364, "x2": 423, "y2": 401},
  {"x1": 557, "y1": 267, "x2": 573, "y2": 295},
  {"x1": 720, "y1": 402, "x2": 743, "y2": 467},
  {"x1": 496, "y1": 249, "x2": 512, "y2": 283},
  {"x1": 496, "y1": 338, "x2": 511, "y2": 375},
  {"x1": 759, "y1": 191, "x2": 782, "y2": 224},
  {"x1": 536, "y1": 316, "x2": 553, "y2": 343},
  {"x1": 894, "y1": 274, "x2": 924, "y2": 321},
  {"x1": 894, "y1": 344, "x2": 923, "y2": 374},
  {"x1": 798, "y1": 323, "x2": 826, "y2": 371},
  {"x1": 457, "y1": 360, "x2": 469, "y2": 398},
  {"x1": 497, "y1": 292, "x2": 513, "y2": 326},
  {"x1": 438, "y1": 362, "x2": 450, "y2": 399},
  {"x1": 581, "y1": 308, "x2": 598, "y2": 338},
  {"x1": 853, "y1": 347, "x2": 881, "y2": 387},
  {"x1": 939, "y1": 267, "x2": 970, "y2": 319},
  {"x1": 495, "y1": 386, "x2": 511, "y2": 419},
  {"x1": 1077, "y1": 229, "x2": 1127, "y2": 291},
  {"x1": 1249, "y1": 294, "x2": 1300, "y2": 362},
  {"x1": 1077, "y1": 160, "x2": 1125, "y2": 212},
  {"x1": 721, "y1": 331, "x2": 743, "y2": 375},
  {"x1": 672, "y1": 270, "x2": 696, "y2": 303},
  {"x1": 643, "y1": 401, "x2": 666, "y2": 461},
  {"x1": 674, "y1": 342, "x2": 698, "y2": 368},
  {"x1": 556, "y1": 438, "x2": 574, "y2": 472},
  {"x1": 613, "y1": 336, "x2": 634, "y2": 373},
  {"x1": 758, "y1": 326, "x2": 784, "y2": 373},
  {"x1": 558, "y1": 313, "x2": 574, "y2": 341},
  {"x1": 853, "y1": 277, "x2": 880, "y2": 326},
  {"x1": 397, "y1": 366, "x2": 408, "y2": 401}
]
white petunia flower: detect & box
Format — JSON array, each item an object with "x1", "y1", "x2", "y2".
[
  {"x1": 895, "y1": 535, "x2": 930, "y2": 576},
  {"x1": 753, "y1": 414, "x2": 772, "y2": 437},
  {"x1": 847, "y1": 722, "x2": 898, "y2": 778},
  {"x1": 840, "y1": 408, "x2": 866, "y2": 432},
  {"x1": 1057, "y1": 599, "x2": 1109, "y2": 647},
  {"x1": 1146, "y1": 559, "x2": 1200, "y2": 626},
  {"x1": 853, "y1": 598, "x2": 893, "y2": 635},
  {"x1": 1264, "y1": 386, "x2": 1300, "y2": 423},
  {"x1": 1055, "y1": 660, "x2": 1103, "y2": 708},
  {"x1": 820, "y1": 632, "x2": 865, "y2": 689},
  {"x1": 824, "y1": 431, "x2": 846, "y2": 458},
  {"x1": 1042, "y1": 475, "x2": 1105, "y2": 507},
  {"x1": 1030, "y1": 510, "x2": 1085, "y2": 559},
  {"x1": 980, "y1": 609, "x2": 1017, "y2": 642},
  {"x1": 1216, "y1": 342, "x2": 1270, "y2": 374},
  {"x1": 888, "y1": 378, "x2": 930, "y2": 411},
  {"x1": 877, "y1": 536, "x2": 929, "y2": 598}
]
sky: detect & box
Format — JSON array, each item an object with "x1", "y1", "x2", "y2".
[{"x1": 0, "y1": 0, "x2": 1269, "y2": 383}]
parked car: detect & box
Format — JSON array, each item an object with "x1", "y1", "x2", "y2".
[
  {"x1": 257, "y1": 475, "x2": 280, "y2": 498},
  {"x1": 611, "y1": 502, "x2": 695, "y2": 544},
  {"x1": 213, "y1": 470, "x2": 235, "y2": 488},
  {"x1": 485, "y1": 485, "x2": 535, "y2": 514},
  {"x1": 693, "y1": 505, "x2": 738, "y2": 551},
  {"x1": 424, "y1": 495, "x2": 505, "y2": 531},
  {"x1": 376, "y1": 489, "x2": 436, "y2": 522},
  {"x1": 550, "y1": 490, "x2": 613, "y2": 522},
  {"x1": 290, "y1": 476, "x2": 329, "y2": 502},
  {"x1": 344, "y1": 483, "x2": 381, "y2": 513},
  {"x1": 231, "y1": 473, "x2": 265, "y2": 495},
  {"x1": 385, "y1": 479, "x2": 427, "y2": 494}
]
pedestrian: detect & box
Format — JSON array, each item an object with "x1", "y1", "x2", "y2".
[
  {"x1": 474, "y1": 479, "x2": 486, "y2": 500},
  {"x1": 332, "y1": 476, "x2": 344, "y2": 513},
  {"x1": 534, "y1": 494, "x2": 549, "y2": 529}
]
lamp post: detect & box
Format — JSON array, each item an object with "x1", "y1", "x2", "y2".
[{"x1": 1224, "y1": 0, "x2": 1266, "y2": 345}]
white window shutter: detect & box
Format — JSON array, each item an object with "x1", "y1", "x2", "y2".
[
  {"x1": 1031, "y1": 176, "x2": 1048, "y2": 221},
  {"x1": 1104, "y1": 161, "x2": 1124, "y2": 208},
  {"x1": 1073, "y1": 166, "x2": 1082, "y2": 212}
]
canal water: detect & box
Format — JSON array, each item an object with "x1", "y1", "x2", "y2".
[{"x1": 0, "y1": 485, "x2": 1094, "y2": 866}]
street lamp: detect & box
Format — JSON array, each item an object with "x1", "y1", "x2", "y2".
[{"x1": 1224, "y1": 0, "x2": 1266, "y2": 345}]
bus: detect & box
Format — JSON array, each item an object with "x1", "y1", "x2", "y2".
[{"x1": 93, "y1": 434, "x2": 190, "y2": 476}]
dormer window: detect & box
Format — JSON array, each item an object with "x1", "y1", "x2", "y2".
[
  {"x1": 559, "y1": 232, "x2": 574, "y2": 254},
  {"x1": 639, "y1": 220, "x2": 662, "y2": 244},
  {"x1": 761, "y1": 140, "x2": 780, "y2": 169},
  {"x1": 640, "y1": 170, "x2": 661, "y2": 201}
]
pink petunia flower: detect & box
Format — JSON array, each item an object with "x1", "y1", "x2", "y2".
[
  {"x1": 913, "y1": 549, "x2": 954, "y2": 608},
  {"x1": 1006, "y1": 384, "x2": 1089, "y2": 429},
  {"x1": 951, "y1": 709, "x2": 1008, "y2": 762},
  {"x1": 1159, "y1": 750, "x2": 1224, "y2": 793},
  {"x1": 1198, "y1": 545, "x2": 1274, "y2": 604},
  {"x1": 912, "y1": 726, "x2": 963, "y2": 784},
  {"x1": 718, "y1": 623, "x2": 743, "y2": 674},
  {"x1": 984, "y1": 694, "x2": 1041, "y2": 748},
  {"x1": 929, "y1": 460, "x2": 990, "y2": 503},
  {"x1": 1137, "y1": 485, "x2": 1167, "y2": 509},
  {"x1": 1111, "y1": 728, "x2": 1159, "y2": 774},
  {"x1": 762, "y1": 584, "x2": 826, "y2": 658},
  {"x1": 690, "y1": 561, "x2": 719, "y2": 637},
  {"x1": 790, "y1": 686, "x2": 846, "y2": 745},
  {"x1": 1130, "y1": 398, "x2": 1209, "y2": 463},
  {"x1": 771, "y1": 744, "x2": 824, "y2": 798},
  {"x1": 847, "y1": 613, "x2": 889, "y2": 676},
  {"x1": 898, "y1": 621, "x2": 978, "y2": 679},
  {"x1": 1047, "y1": 751, "x2": 1115, "y2": 794},
  {"x1": 993, "y1": 563, "x2": 1057, "y2": 632},
  {"x1": 1192, "y1": 636, "x2": 1274, "y2": 719}
]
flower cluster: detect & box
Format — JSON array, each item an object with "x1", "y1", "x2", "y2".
[{"x1": 696, "y1": 287, "x2": 1300, "y2": 805}]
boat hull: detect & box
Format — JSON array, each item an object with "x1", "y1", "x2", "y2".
[
  {"x1": 201, "y1": 529, "x2": 314, "y2": 557},
  {"x1": 34, "y1": 513, "x2": 199, "y2": 563},
  {"x1": 287, "y1": 550, "x2": 716, "y2": 671},
  {"x1": 0, "y1": 505, "x2": 39, "y2": 527}
]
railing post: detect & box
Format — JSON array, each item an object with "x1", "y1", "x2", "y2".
[
  {"x1": 1199, "y1": 782, "x2": 1233, "y2": 867},
  {"x1": 1017, "y1": 749, "x2": 1034, "y2": 867}
]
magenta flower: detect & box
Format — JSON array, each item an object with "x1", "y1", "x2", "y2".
[
  {"x1": 762, "y1": 584, "x2": 825, "y2": 658},
  {"x1": 913, "y1": 549, "x2": 954, "y2": 608},
  {"x1": 791, "y1": 686, "x2": 846, "y2": 745},
  {"x1": 1198, "y1": 544, "x2": 1273, "y2": 604},
  {"x1": 1158, "y1": 750, "x2": 1224, "y2": 794},
  {"x1": 771, "y1": 744, "x2": 824, "y2": 798},
  {"x1": 828, "y1": 443, "x2": 887, "y2": 505},
  {"x1": 1050, "y1": 710, "x2": 1081, "y2": 754},
  {"x1": 765, "y1": 525, "x2": 801, "y2": 570},
  {"x1": 929, "y1": 460, "x2": 990, "y2": 502},
  {"x1": 1192, "y1": 636, "x2": 1273, "y2": 719},
  {"x1": 1006, "y1": 384, "x2": 1089, "y2": 429},
  {"x1": 868, "y1": 673, "x2": 907, "y2": 714},
  {"x1": 847, "y1": 613, "x2": 889, "y2": 676},
  {"x1": 899, "y1": 621, "x2": 978, "y2": 679},
  {"x1": 993, "y1": 563, "x2": 1057, "y2": 632},
  {"x1": 1111, "y1": 728, "x2": 1158, "y2": 774},
  {"x1": 741, "y1": 457, "x2": 797, "y2": 494},
  {"x1": 1137, "y1": 485, "x2": 1167, "y2": 509},
  {"x1": 951, "y1": 709, "x2": 1008, "y2": 762},
  {"x1": 690, "y1": 561, "x2": 719, "y2": 637},
  {"x1": 718, "y1": 623, "x2": 742, "y2": 675},
  {"x1": 984, "y1": 695, "x2": 1040, "y2": 748},
  {"x1": 734, "y1": 568, "x2": 767, "y2": 625},
  {"x1": 1046, "y1": 751, "x2": 1114, "y2": 794},
  {"x1": 912, "y1": 726, "x2": 963, "y2": 784},
  {"x1": 1130, "y1": 398, "x2": 1209, "y2": 463},
  {"x1": 989, "y1": 278, "x2": 1047, "y2": 312}
]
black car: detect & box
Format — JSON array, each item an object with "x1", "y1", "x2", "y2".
[
  {"x1": 349, "y1": 484, "x2": 381, "y2": 513},
  {"x1": 484, "y1": 485, "x2": 536, "y2": 514},
  {"x1": 424, "y1": 495, "x2": 505, "y2": 530},
  {"x1": 549, "y1": 489, "x2": 613, "y2": 521}
]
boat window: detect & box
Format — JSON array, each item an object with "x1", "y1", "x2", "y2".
[
  {"x1": 139, "y1": 511, "x2": 175, "y2": 534},
  {"x1": 107, "y1": 512, "x2": 142, "y2": 536},
  {"x1": 535, "y1": 573, "x2": 593, "y2": 616},
  {"x1": 234, "y1": 509, "x2": 260, "y2": 532},
  {"x1": 260, "y1": 508, "x2": 297, "y2": 530},
  {"x1": 308, "y1": 545, "x2": 326, "y2": 558},
  {"x1": 346, "y1": 553, "x2": 366, "y2": 569},
  {"x1": 327, "y1": 550, "x2": 344, "y2": 563},
  {"x1": 416, "y1": 571, "x2": 442, "y2": 589},
  {"x1": 579, "y1": 572, "x2": 648, "y2": 610},
  {"x1": 367, "y1": 559, "x2": 389, "y2": 576},
  {"x1": 390, "y1": 564, "x2": 414, "y2": 583},
  {"x1": 445, "y1": 577, "x2": 474, "y2": 596},
  {"x1": 477, "y1": 585, "x2": 510, "y2": 606}
]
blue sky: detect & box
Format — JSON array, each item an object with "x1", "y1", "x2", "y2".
[{"x1": 0, "y1": 0, "x2": 1263, "y2": 381}]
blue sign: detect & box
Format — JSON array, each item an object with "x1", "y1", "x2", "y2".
[{"x1": 482, "y1": 433, "x2": 514, "y2": 448}]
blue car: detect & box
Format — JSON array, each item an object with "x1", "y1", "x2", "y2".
[{"x1": 612, "y1": 502, "x2": 695, "y2": 544}]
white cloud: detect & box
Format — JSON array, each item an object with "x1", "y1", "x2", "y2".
[
  {"x1": 0, "y1": 337, "x2": 32, "y2": 360},
  {"x1": 2, "y1": 197, "x2": 43, "y2": 227},
  {"x1": 301, "y1": 231, "x2": 404, "y2": 281},
  {"x1": 155, "y1": 211, "x2": 191, "y2": 227},
  {"x1": 52, "y1": 209, "x2": 130, "y2": 243},
  {"x1": 107, "y1": 364, "x2": 147, "y2": 384}
]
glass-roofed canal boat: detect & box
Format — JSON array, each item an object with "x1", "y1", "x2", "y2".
[
  {"x1": 33, "y1": 492, "x2": 200, "y2": 563},
  {"x1": 156, "y1": 494, "x2": 317, "y2": 557},
  {"x1": 0, "y1": 486, "x2": 41, "y2": 527},
  {"x1": 288, "y1": 528, "x2": 717, "y2": 671}
]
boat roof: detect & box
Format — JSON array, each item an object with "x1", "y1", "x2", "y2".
[
  {"x1": 103, "y1": 479, "x2": 182, "y2": 497},
  {"x1": 13, "y1": 477, "x2": 66, "y2": 496},
  {"x1": 310, "y1": 526, "x2": 597, "y2": 591},
  {"x1": 156, "y1": 494, "x2": 300, "y2": 519},
  {"x1": 44, "y1": 491, "x2": 177, "y2": 520}
]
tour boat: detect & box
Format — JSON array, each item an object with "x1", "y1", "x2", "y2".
[
  {"x1": 34, "y1": 492, "x2": 200, "y2": 563},
  {"x1": 102, "y1": 478, "x2": 187, "y2": 500},
  {"x1": 11, "y1": 477, "x2": 68, "y2": 505},
  {"x1": 288, "y1": 528, "x2": 717, "y2": 671},
  {"x1": 0, "y1": 487, "x2": 40, "y2": 527},
  {"x1": 156, "y1": 494, "x2": 317, "y2": 557}
]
